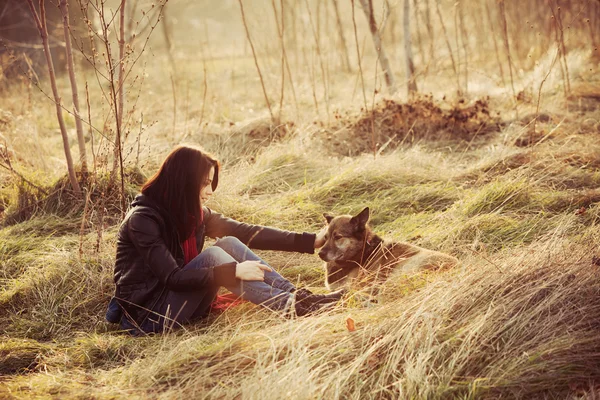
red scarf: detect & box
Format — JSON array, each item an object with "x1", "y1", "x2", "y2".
[
  {"x1": 182, "y1": 230, "x2": 198, "y2": 265},
  {"x1": 182, "y1": 208, "x2": 203, "y2": 265},
  {"x1": 180, "y1": 208, "x2": 245, "y2": 312}
]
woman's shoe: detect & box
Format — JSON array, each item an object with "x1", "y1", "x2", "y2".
[
  {"x1": 293, "y1": 296, "x2": 336, "y2": 317},
  {"x1": 294, "y1": 287, "x2": 346, "y2": 305},
  {"x1": 105, "y1": 297, "x2": 123, "y2": 323}
]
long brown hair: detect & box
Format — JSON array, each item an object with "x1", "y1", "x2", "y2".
[{"x1": 141, "y1": 145, "x2": 219, "y2": 239}]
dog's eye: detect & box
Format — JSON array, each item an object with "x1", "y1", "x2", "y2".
[{"x1": 334, "y1": 233, "x2": 343, "y2": 240}]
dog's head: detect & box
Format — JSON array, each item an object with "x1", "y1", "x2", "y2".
[{"x1": 318, "y1": 207, "x2": 370, "y2": 263}]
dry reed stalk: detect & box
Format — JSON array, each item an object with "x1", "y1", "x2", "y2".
[
  {"x1": 170, "y1": 73, "x2": 176, "y2": 140},
  {"x1": 197, "y1": 56, "x2": 208, "y2": 134},
  {"x1": 350, "y1": 0, "x2": 377, "y2": 158},
  {"x1": 549, "y1": 8, "x2": 568, "y2": 100},
  {"x1": 587, "y1": 16, "x2": 598, "y2": 56},
  {"x1": 370, "y1": 51, "x2": 379, "y2": 157},
  {"x1": 484, "y1": 0, "x2": 506, "y2": 87},
  {"x1": 274, "y1": 0, "x2": 285, "y2": 120},
  {"x1": 238, "y1": 0, "x2": 274, "y2": 124},
  {"x1": 555, "y1": 4, "x2": 571, "y2": 95},
  {"x1": 403, "y1": 0, "x2": 418, "y2": 94},
  {"x1": 308, "y1": 49, "x2": 320, "y2": 117},
  {"x1": 351, "y1": 0, "x2": 368, "y2": 116},
  {"x1": 85, "y1": 82, "x2": 96, "y2": 175},
  {"x1": 332, "y1": 0, "x2": 352, "y2": 72},
  {"x1": 316, "y1": 0, "x2": 322, "y2": 47},
  {"x1": 287, "y1": 0, "x2": 300, "y2": 71},
  {"x1": 434, "y1": 0, "x2": 459, "y2": 93},
  {"x1": 533, "y1": 48, "x2": 561, "y2": 143},
  {"x1": 59, "y1": 0, "x2": 87, "y2": 172},
  {"x1": 25, "y1": 0, "x2": 81, "y2": 195},
  {"x1": 593, "y1": 2, "x2": 600, "y2": 56},
  {"x1": 135, "y1": 113, "x2": 143, "y2": 167},
  {"x1": 182, "y1": 81, "x2": 189, "y2": 140},
  {"x1": 271, "y1": 0, "x2": 289, "y2": 121},
  {"x1": 457, "y1": 1, "x2": 469, "y2": 95},
  {"x1": 412, "y1": 0, "x2": 426, "y2": 75},
  {"x1": 424, "y1": 0, "x2": 434, "y2": 69},
  {"x1": 349, "y1": 36, "x2": 366, "y2": 101},
  {"x1": 78, "y1": 188, "x2": 91, "y2": 260},
  {"x1": 161, "y1": 3, "x2": 176, "y2": 77},
  {"x1": 304, "y1": 0, "x2": 331, "y2": 123},
  {"x1": 454, "y1": 2, "x2": 461, "y2": 92},
  {"x1": 498, "y1": 0, "x2": 517, "y2": 100},
  {"x1": 95, "y1": 198, "x2": 104, "y2": 254},
  {"x1": 279, "y1": 0, "x2": 299, "y2": 119}
]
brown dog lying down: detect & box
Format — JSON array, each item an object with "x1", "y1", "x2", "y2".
[{"x1": 318, "y1": 207, "x2": 458, "y2": 290}]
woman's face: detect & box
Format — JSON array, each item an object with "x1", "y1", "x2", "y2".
[{"x1": 200, "y1": 167, "x2": 215, "y2": 204}]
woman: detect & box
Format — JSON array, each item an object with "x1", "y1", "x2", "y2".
[{"x1": 107, "y1": 145, "x2": 342, "y2": 334}]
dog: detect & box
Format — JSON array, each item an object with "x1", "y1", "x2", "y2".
[{"x1": 318, "y1": 207, "x2": 458, "y2": 291}]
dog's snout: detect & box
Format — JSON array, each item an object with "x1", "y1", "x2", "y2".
[{"x1": 318, "y1": 249, "x2": 328, "y2": 261}]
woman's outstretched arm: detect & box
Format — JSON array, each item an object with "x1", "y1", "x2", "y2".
[{"x1": 203, "y1": 207, "x2": 316, "y2": 253}]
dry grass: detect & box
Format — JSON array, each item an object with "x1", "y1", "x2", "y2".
[{"x1": 1, "y1": 1, "x2": 600, "y2": 398}]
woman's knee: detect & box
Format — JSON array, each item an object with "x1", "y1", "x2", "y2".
[
  {"x1": 215, "y1": 236, "x2": 245, "y2": 252},
  {"x1": 201, "y1": 246, "x2": 235, "y2": 264}
]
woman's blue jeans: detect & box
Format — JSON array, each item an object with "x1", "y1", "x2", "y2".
[{"x1": 127, "y1": 236, "x2": 296, "y2": 333}]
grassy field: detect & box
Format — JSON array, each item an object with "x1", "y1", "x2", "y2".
[{"x1": 1, "y1": 0, "x2": 600, "y2": 398}]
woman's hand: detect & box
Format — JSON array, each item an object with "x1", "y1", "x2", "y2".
[
  {"x1": 235, "y1": 260, "x2": 273, "y2": 281},
  {"x1": 314, "y1": 225, "x2": 328, "y2": 248}
]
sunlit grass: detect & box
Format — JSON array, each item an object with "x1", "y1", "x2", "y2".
[{"x1": 0, "y1": 2, "x2": 599, "y2": 397}]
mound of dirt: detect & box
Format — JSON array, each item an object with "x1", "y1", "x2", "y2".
[
  {"x1": 194, "y1": 117, "x2": 293, "y2": 164},
  {"x1": 320, "y1": 95, "x2": 502, "y2": 156},
  {"x1": 568, "y1": 84, "x2": 600, "y2": 112},
  {"x1": 1, "y1": 168, "x2": 140, "y2": 227}
]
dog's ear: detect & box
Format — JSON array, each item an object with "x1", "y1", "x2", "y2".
[
  {"x1": 350, "y1": 207, "x2": 370, "y2": 228},
  {"x1": 323, "y1": 213, "x2": 334, "y2": 224}
]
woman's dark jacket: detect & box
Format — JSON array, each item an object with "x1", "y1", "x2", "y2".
[{"x1": 112, "y1": 194, "x2": 316, "y2": 326}]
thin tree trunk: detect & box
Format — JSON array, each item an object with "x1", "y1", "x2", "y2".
[
  {"x1": 26, "y1": 0, "x2": 81, "y2": 195},
  {"x1": 359, "y1": 0, "x2": 397, "y2": 95},
  {"x1": 332, "y1": 0, "x2": 352, "y2": 72},
  {"x1": 59, "y1": 0, "x2": 87, "y2": 172},
  {"x1": 100, "y1": 0, "x2": 127, "y2": 213},
  {"x1": 403, "y1": 0, "x2": 417, "y2": 94}
]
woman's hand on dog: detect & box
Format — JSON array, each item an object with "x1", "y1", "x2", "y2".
[
  {"x1": 314, "y1": 225, "x2": 328, "y2": 248},
  {"x1": 235, "y1": 261, "x2": 273, "y2": 281}
]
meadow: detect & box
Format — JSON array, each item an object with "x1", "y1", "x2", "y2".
[{"x1": 1, "y1": 0, "x2": 599, "y2": 398}]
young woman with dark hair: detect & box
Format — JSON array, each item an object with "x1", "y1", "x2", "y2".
[{"x1": 106, "y1": 145, "x2": 342, "y2": 334}]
